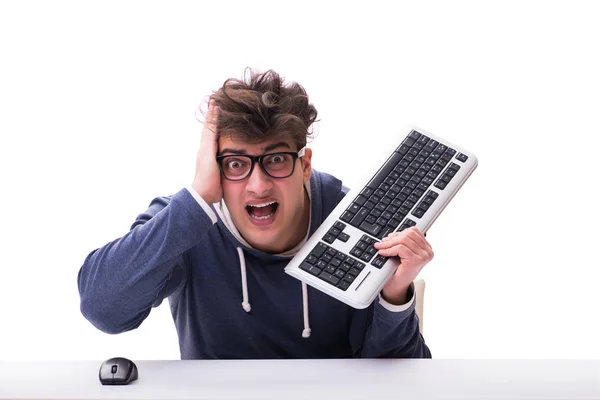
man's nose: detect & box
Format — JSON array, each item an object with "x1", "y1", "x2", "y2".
[{"x1": 246, "y1": 164, "x2": 273, "y2": 195}]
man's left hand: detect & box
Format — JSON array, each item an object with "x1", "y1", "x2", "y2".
[{"x1": 373, "y1": 227, "x2": 434, "y2": 305}]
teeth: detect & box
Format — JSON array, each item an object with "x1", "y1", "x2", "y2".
[
  {"x1": 247, "y1": 201, "x2": 277, "y2": 208},
  {"x1": 250, "y1": 212, "x2": 275, "y2": 220}
]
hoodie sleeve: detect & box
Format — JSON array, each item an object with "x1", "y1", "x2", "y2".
[
  {"x1": 77, "y1": 188, "x2": 216, "y2": 334},
  {"x1": 356, "y1": 283, "x2": 432, "y2": 358}
]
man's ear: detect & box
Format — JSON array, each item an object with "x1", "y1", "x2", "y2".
[{"x1": 301, "y1": 148, "x2": 312, "y2": 183}]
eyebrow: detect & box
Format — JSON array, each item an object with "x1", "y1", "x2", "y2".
[{"x1": 219, "y1": 141, "x2": 292, "y2": 156}]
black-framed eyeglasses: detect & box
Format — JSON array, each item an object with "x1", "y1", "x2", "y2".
[{"x1": 216, "y1": 146, "x2": 306, "y2": 181}]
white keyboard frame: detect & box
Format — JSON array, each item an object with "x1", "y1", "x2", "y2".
[{"x1": 285, "y1": 126, "x2": 478, "y2": 309}]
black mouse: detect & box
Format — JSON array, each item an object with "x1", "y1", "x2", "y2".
[{"x1": 99, "y1": 357, "x2": 138, "y2": 385}]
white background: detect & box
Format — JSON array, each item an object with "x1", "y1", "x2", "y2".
[{"x1": 1, "y1": 0, "x2": 599, "y2": 361}]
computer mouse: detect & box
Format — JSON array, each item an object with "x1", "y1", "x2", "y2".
[{"x1": 99, "y1": 357, "x2": 138, "y2": 385}]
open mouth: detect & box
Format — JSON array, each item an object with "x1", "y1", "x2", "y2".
[{"x1": 246, "y1": 201, "x2": 279, "y2": 221}]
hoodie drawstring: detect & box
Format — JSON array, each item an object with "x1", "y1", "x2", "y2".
[
  {"x1": 236, "y1": 246, "x2": 311, "y2": 338},
  {"x1": 301, "y1": 281, "x2": 311, "y2": 338},
  {"x1": 237, "y1": 247, "x2": 251, "y2": 312}
]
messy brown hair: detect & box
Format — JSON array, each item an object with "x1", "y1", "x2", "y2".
[{"x1": 208, "y1": 68, "x2": 318, "y2": 151}]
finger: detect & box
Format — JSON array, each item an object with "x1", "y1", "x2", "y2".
[
  {"x1": 203, "y1": 100, "x2": 219, "y2": 135},
  {"x1": 379, "y1": 228, "x2": 431, "y2": 250},
  {"x1": 403, "y1": 228, "x2": 433, "y2": 253},
  {"x1": 376, "y1": 233, "x2": 422, "y2": 255},
  {"x1": 376, "y1": 241, "x2": 418, "y2": 259},
  {"x1": 375, "y1": 229, "x2": 433, "y2": 259}
]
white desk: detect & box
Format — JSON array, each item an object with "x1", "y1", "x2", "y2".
[{"x1": 1, "y1": 359, "x2": 599, "y2": 399}]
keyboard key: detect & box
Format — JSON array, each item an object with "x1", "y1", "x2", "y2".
[
  {"x1": 376, "y1": 217, "x2": 389, "y2": 228},
  {"x1": 379, "y1": 226, "x2": 394, "y2": 240},
  {"x1": 340, "y1": 211, "x2": 355, "y2": 223},
  {"x1": 422, "y1": 177, "x2": 434, "y2": 186},
  {"x1": 412, "y1": 208, "x2": 426, "y2": 218},
  {"x1": 349, "y1": 208, "x2": 369, "y2": 227},
  {"x1": 440, "y1": 154, "x2": 453, "y2": 164},
  {"x1": 339, "y1": 262, "x2": 351, "y2": 272},
  {"x1": 338, "y1": 232, "x2": 350, "y2": 242},
  {"x1": 360, "y1": 253, "x2": 375, "y2": 262},
  {"x1": 334, "y1": 221, "x2": 347, "y2": 231},
  {"x1": 334, "y1": 269, "x2": 346, "y2": 279},
  {"x1": 449, "y1": 162, "x2": 461, "y2": 171},
  {"x1": 395, "y1": 144, "x2": 410, "y2": 155},
  {"x1": 318, "y1": 271, "x2": 340, "y2": 286},
  {"x1": 363, "y1": 200, "x2": 376, "y2": 210},
  {"x1": 409, "y1": 130, "x2": 421, "y2": 140},
  {"x1": 360, "y1": 187, "x2": 374, "y2": 197},
  {"x1": 300, "y1": 262, "x2": 321, "y2": 276},
  {"x1": 425, "y1": 139, "x2": 439, "y2": 151},
  {"x1": 384, "y1": 176, "x2": 396, "y2": 185},
  {"x1": 322, "y1": 234, "x2": 336, "y2": 244},
  {"x1": 372, "y1": 256, "x2": 388, "y2": 269},
  {"x1": 310, "y1": 242, "x2": 328, "y2": 258},
  {"x1": 365, "y1": 214, "x2": 377, "y2": 224},
  {"x1": 350, "y1": 248, "x2": 363, "y2": 258},
  {"x1": 359, "y1": 221, "x2": 383, "y2": 236},
  {"x1": 397, "y1": 219, "x2": 416, "y2": 231},
  {"x1": 354, "y1": 195, "x2": 367, "y2": 206},
  {"x1": 456, "y1": 153, "x2": 468, "y2": 162},
  {"x1": 362, "y1": 235, "x2": 376, "y2": 245},
  {"x1": 435, "y1": 143, "x2": 448, "y2": 153},
  {"x1": 349, "y1": 203, "x2": 361, "y2": 213},
  {"x1": 434, "y1": 179, "x2": 448, "y2": 190},
  {"x1": 402, "y1": 137, "x2": 416, "y2": 147},
  {"x1": 417, "y1": 135, "x2": 430, "y2": 146},
  {"x1": 366, "y1": 152, "x2": 404, "y2": 190},
  {"x1": 337, "y1": 280, "x2": 350, "y2": 291}
]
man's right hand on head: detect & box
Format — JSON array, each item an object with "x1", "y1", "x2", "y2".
[{"x1": 192, "y1": 100, "x2": 223, "y2": 205}]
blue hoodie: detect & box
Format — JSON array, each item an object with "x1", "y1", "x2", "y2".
[{"x1": 77, "y1": 170, "x2": 431, "y2": 359}]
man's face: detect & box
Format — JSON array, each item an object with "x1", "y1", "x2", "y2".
[{"x1": 218, "y1": 135, "x2": 312, "y2": 254}]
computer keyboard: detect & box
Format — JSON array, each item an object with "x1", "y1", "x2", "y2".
[{"x1": 285, "y1": 127, "x2": 478, "y2": 309}]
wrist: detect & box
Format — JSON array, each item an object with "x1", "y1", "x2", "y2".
[
  {"x1": 381, "y1": 282, "x2": 411, "y2": 305},
  {"x1": 191, "y1": 182, "x2": 217, "y2": 205}
]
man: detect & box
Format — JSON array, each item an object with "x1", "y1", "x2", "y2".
[{"x1": 78, "y1": 69, "x2": 434, "y2": 359}]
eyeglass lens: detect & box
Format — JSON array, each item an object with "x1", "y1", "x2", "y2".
[{"x1": 220, "y1": 153, "x2": 295, "y2": 179}]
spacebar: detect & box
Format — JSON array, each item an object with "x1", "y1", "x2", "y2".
[{"x1": 366, "y1": 152, "x2": 403, "y2": 190}]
